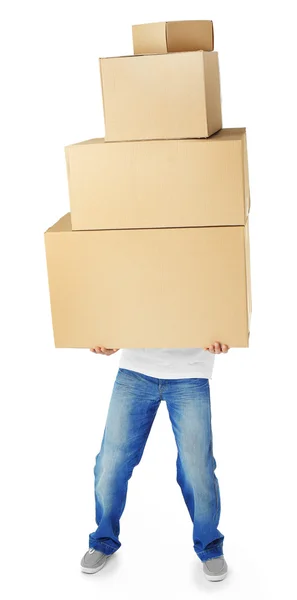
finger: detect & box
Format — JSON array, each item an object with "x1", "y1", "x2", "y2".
[
  {"x1": 222, "y1": 344, "x2": 229, "y2": 353},
  {"x1": 209, "y1": 344, "x2": 214, "y2": 353},
  {"x1": 214, "y1": 341, "x2": 221, "y2": 353}
]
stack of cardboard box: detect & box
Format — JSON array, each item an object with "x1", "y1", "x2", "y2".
[{"x1": 44, "y1": 20, "x2": 252, "y2": 349}]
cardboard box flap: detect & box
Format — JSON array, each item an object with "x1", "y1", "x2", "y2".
[
  {"x1": 100, "y1": 50, "x2": 205, "y2": 61},
  {"x1": 45, "y1": 213, "x2": 72, "y2": 233},
  {"x1": 212, "y1": 127, "x2": 246, "y2": 140}
]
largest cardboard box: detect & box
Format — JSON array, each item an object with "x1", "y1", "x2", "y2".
[
  {"x1": 100, "y1": 51, "x2": 222, "y2": 141},
  {"x1": 44, "y1": 213, "x2": 252, "y2": 349},
  {"x1": 65, "y1": 128, "x2": 250, "y2": 231}
]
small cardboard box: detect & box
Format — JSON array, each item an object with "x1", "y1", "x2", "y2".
[
  {"x1": 132, "y1": 20, "x2": 214, "y2": 54},
  {"x1": 44, "y1": 214, "x2": 252, "y2": 349},
  {"x1": 99, "y1": 51, "x2": 222, "y2": 141},
  {"x1": 65, "y1": 128, "x2": 250, "y2": 231}
]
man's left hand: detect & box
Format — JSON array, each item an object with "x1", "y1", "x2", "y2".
[{"x1": 204, "y1": 342, "x2": 229, "y2": 354}]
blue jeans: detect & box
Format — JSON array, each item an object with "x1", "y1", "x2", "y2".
[{"x1": 89, "y1": 367, "x2": 224, "y2": 562}]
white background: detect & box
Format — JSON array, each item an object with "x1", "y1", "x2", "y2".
[{"x1": 1, "y1": 1, "x2": 296, "y2": 598}]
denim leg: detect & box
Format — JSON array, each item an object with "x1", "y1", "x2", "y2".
[
  {"x1": 164, "y1": 378, "x2": 224, "y2": 562},
  {"x1": 89, "y1": 368, "x2": 161, "y2": 555}
]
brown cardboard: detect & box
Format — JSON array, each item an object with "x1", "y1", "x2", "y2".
[
  {"x1": 244, "y1": 218, "x2": 252, "y2": 331},
  {"x1": 44, "y1": 213, "x2": 251, "y2": 349},
  {"x1": 99, "y1": 51, "x2": 222, "y2": 141},
  {"x1": 132, "y1": 20, "x2": 214, "y2": 54},
  {"x1": 65, "y1": 128, "x2": 250, "y2": 231}
]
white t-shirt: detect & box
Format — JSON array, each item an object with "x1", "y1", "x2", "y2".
[{"x1": 118, "y1": 348, "x2": 215, "y2": 379}]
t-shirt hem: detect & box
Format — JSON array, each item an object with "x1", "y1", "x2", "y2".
[{"x1": 118, "y1": 363, "x2": 213, "y2": 380}]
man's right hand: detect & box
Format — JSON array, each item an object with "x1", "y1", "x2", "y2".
[{"x1": 90, "y1": 347, "x2": 120, "y2": 355}]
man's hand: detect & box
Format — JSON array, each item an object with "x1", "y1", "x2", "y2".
[
  {"x1": 204, "y1": 341, "x2": 229, "y2": 354},
  {"x1": 90, "y1": 347, "x2": 120, "y2": 355}
]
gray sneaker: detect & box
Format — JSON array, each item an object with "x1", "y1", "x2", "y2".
[
  {"x1": 202, "y1": 555, "x2": 228, "y2": 582},
  {"x1": 81, "y1": 548, "x2": 109, "y2": 574}
]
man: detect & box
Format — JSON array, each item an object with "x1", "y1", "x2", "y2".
[{"x1": 81, "y1": 342, "x2": 229, "y2": 582}]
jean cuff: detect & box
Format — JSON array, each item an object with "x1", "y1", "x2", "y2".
[
  {"x1": 89, "y1": 537, "x2": 119, "y2": 556},
  {"x1": 196, "y1": 544, "x2": 224, "y2": 562}
]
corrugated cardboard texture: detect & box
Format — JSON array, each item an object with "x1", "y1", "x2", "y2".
[
  {"x1": 100, "y1": 51, "x2": 222, "y2": 141},
  {"x1": 44, "y1": 214, "x2": 251, "y2": 349},
  {"x1": 65, "y1": 129, "x2": 249, "y2": 231},
  {"x1": 132, "y1": 20, "x2": 214, "y2": 54}
]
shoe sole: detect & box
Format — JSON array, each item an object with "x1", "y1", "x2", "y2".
[
  {"x1": 204, "y1": 571, "x2": 227, "y2": 582},
  {"x1": 81, "y1": 556, "x2": 110, "y2": 574}
]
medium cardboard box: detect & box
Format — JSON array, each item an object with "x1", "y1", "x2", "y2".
[
  {"x1": 65, "y1": 128, "x2": 250, "y2": 231},
  {"x1": 44, "y1": 213, "x2": 252, "y2": 349},
  {"x1": 99, "y1": 51, "x2": 222, "y2": 141},
  {"x1": 132, "y1": 20, "x2": 214, "y2": 54}
]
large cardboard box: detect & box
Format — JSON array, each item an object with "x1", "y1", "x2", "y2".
[
  {"x1": 44, "y1": 213, "x2": 252, "y2": 349},
  {"x1": 132, "y1": 20, "x2": 214, "y2": 54},
  {"x1": 65, "y1": 128, "x2": 250, "y2": 231},
  {"x1": 100, "y1": 51, "x2": 222, "y2": 141}
]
